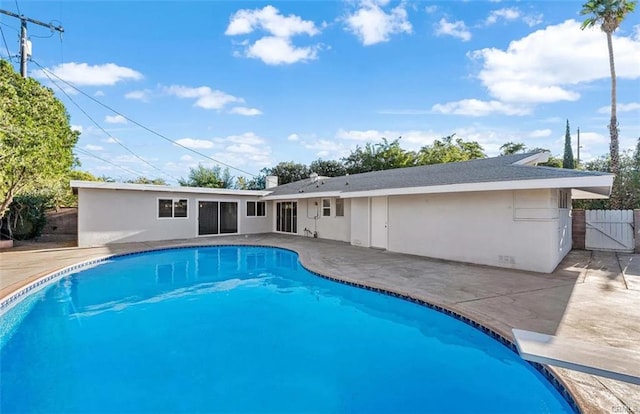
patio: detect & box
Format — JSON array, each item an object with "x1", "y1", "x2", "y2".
[{"x1": 1, "y1": 233, "x2": 639, "y2": 413}]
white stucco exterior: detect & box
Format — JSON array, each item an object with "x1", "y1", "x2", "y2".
[{"x1": 76, "y1": 185, "x2": 270, "y2": 247}]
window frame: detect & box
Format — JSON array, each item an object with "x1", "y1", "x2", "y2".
[
  {"x1": 157, "y1": 197, "x2": 189, "y2": 219},
  {"x1": 321, "y1": 198, "x2": 331, "y2": 217},
  {"x1": 246, "y1": 200, "x2": 266, "y2": 217},
  {"x1": 335, "y1": 198, "x2": 344, "y2": 217}
]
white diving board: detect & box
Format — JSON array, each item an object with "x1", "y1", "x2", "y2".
[{"x1": 512, "y1": 329, "x2": 640, "y2": 385}]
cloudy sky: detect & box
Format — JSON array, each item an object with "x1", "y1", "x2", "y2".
[{"x1": 2, "y1": 0, "x2": 639, "y2": 183}]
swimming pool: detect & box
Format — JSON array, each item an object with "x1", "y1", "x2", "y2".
[{"x1": 1, "y1": 246, "x2": 574, "y2": 413}]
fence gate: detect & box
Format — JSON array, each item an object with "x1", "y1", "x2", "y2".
[{"x1": 585, "y1": 210, "x2": 635, "y2": 252}]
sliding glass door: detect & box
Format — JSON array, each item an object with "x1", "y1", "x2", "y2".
[
  {"x1": 198, "y1": 201, "x2": 238, "y2": 236},
  {"x1": 276, "y1": 202, "x2": 297, "y2": 233}
]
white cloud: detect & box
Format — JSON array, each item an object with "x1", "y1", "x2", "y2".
[
  {"x1": 287, "y1": 133, "x2": 300, "y2": 141},
  {"x1": 344, "y1": 0, "x2": 412, "y2": 46},
  {"x1": 225, "y1": 5, "x2": 322, "y2": 65},
  {"x1": 470, "y1": 19, "x2": 640, "y2": 104},
  {"x1": 229, "y1": 106, "x2": 263, "y2": 116},
  {"x1": 211, "y1": 132, "x2": 273, "y2": 168},
  {"x1": 431, "y1": 99, "x2": 531, "y2": 116},
  {"x1": 33, "y1": 62, "x2": 142, "y2": 86},
  {"x1": 485, "y1": 7, "x2": 520, "y2": 25},
  {"x1": 226, "y1": 5, "x2": 319, "y2": 37},
  {"x1": 523, "y1": 14, "x2": 543, "y2": 27},
  {"x1": 529, "y1": 129, "x2": 552, "y2": 138},
  {"x1": 71, "y1": 125, "x2": 83, "y2": 133},
  {"x1": 164, "y1": 85, "x2": 243, "y2": 110},
  {"x1": 84, "y1": 144, "x2": 103, "y2": 151},
  {"x1": 125, "y1": 89, "x2": 152, "y2": 102},
  {"x1": 94, "y1": 90, "x2": 105, "y2": 97},
  {"x1": 245, "y1": 36, "x2": 319, "y2": 65},
  {"x1": 175, "y1": 138, "x2": 216, "y2": 149},
  {"x1": 103, "y1": 137, "x2": 118, "y2": 144},
  {"x1": 435, "y1": 18, "x2": 471, "y2": 42},
  {"x1": 303, "y1": 139, "x2": 352, "y2": 159},
  {"x1": 335, "y1": 129, "x2": 441, "y2": 149},
  {"x1": 180, "y1": 155, "x2": 194, "y2": 162},
  {"x1": 104, "y1": 114, "x2": 127, "y2": 124},
  {"x1": 424, "y1": 5, "x2": 438, "y2": 14},
  {"x1": 597, "y1": 102, "x2": 640, "y2": 114},
  {"x1": 377, "y1": 109, "x2": 431, "y2": 115}
]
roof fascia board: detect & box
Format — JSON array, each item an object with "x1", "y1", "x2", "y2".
[
  {"x1": 339, "y1": 175, "x2": 613, "y2": 198},
  {"x1": 70, "y1": 180, "x2": 271, "y2": 196},
  {"x1": 261, "y1": 191, "x2": 342, "y2": 201}
]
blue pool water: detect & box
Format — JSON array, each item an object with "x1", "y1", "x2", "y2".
[{"x1": 1, "y1": 246, "x2": 573, "y2": 413}]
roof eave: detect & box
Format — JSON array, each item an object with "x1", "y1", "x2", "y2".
[{"x1": 70, "y1": 180, "x2": 271, "y2": 196}]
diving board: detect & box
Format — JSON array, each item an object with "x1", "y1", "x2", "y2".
[{"x1": 512, "y1": 329, "x2": 640, "y2": 385}]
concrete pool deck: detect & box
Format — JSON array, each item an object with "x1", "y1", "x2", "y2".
[{"x1": 1, "y1": 233, "x2": 638, "y2": 413}]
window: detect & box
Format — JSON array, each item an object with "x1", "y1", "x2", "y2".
[
  {"x1": 158, "y1": 198, "x2": 188, "y2": 219},
  {"x1": 322, "y1": 199, "x2": 331, "y2": 217},
  {"x1": 336, "y1": 198, "x2": 344, "y2": 217},
  {"x1": 247, "y1": 201, "x2": 266, "y2": 217}
]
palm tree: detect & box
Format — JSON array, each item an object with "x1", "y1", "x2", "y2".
[{"x1": 580, "y1": 0, "x2": 637, "y2": 208}]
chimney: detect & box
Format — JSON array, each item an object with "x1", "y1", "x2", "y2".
[
  {"x1": 309, "y1": 172, "x2": 319, "y2": 183},
  {"x1": 265, "y1": 175, "x2": 278, "y2": 189}
]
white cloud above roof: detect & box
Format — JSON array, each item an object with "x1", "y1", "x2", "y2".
[
  {"x1": 104, "y1": 114, "x2": 127, "y2": 124},
  {"x1": 229, "y1": 106, "x2": 263, "y2": 116},
  {"x1": 435, "y1": 18, "x2": 471, "y2": 42},
  {"x1": 175, "y1": 138, "x2": 216, "y2": 149},
  {"x1": 471, "y1": 19, "x2": 640, "y2": 104},
  {"x1": 226, "y1": 5, "x2": 322, "y2": 65},
  {"x1": 33, "y1": 62, "x2": 142, "y2": 86},
  {"x1": 344, "y1": 0, "x2": 412, "y2": 46},
  {"x1": 431, "y1": 99, "x2": 531, "y2": 116},
  {"x1": 164, "y1": 85, "x2": 244, "y2": 110},
  {"x1": 597, "y1": 102, "x2": 640, "y2": 114}
]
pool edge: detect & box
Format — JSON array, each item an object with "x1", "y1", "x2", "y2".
[{"x1": 0, "y1": 243, "x2": 582, "y2": 413}]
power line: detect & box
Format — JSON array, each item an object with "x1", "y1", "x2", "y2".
[
  {"x1": 36, "y1": 65, "x2": 181, "y2": 182},
  {"x1": 13, "y1": 0, "x2": 20, "y2": 16},
  {"x1": 75, "y1": 147, "x2": 151, "y2": 178},
  {"x1": 31, "y1": 60, "x2": 257, "y2": 178},
  {"x1": 0, "y1": 25, "x2": 11, "y2": 60}
]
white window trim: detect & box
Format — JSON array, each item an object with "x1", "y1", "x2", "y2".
[
  {"x1": 157, "y1": 197, "x2": 189, "y2": 220},
  {"x1": 195, "y1": 198, "x2": 241, "y2": 237},
  {"x1": 246, "y1": 200, "x2": 267, "y2": 218},
  {"x1": 321, "y1": 198, "x2": 331, "y2": 217}
]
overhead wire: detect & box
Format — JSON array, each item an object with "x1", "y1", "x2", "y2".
[
  {"x1": 36, "y1": 65, "x2": 182, "y2": 182},
  {"x1": 0, "y1": 25, "x2": 12, "y2": 60},
  {"x1": 31, "y1": 60, "x2": 257, "y2": 178},
  {"x1": 13, "y1": 0, "x2": 21, "y2": 16},
  {"x1": 75, "y1": 147, "x2": 151, "y2": 179}
]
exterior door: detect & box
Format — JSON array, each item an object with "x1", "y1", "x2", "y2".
[
  {"x1": 198, "y1": 201, "x2": 219, "y2": 235},
  {"x1": 276, "y1": 202, "x2": 297, "y2": 233},
  {"x1": 370, "y1": 197, "x2": 388, "y2": 249}
]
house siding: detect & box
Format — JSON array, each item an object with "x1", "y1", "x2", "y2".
[
  {"x1": 383, "y1": 189, "x2": 564, "y2": 273},
  {"x1": 77, "y1": 188, "x2": 270, "y2": 247}
]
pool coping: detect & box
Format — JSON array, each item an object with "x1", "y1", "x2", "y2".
[{"x1": 0, "y1": 243, "x2": 580, "y2": 413}]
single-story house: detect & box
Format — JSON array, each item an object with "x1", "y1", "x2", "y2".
[{"x1": 71, "y1": 152, "x2": 613, "y2": 273}]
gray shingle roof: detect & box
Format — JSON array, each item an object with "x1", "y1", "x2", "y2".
[{"x1": 266, "y1": 152, "x2": 611, "y2": 197}]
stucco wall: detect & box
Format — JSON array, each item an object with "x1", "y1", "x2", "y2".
[
  {"x1": 384, "y1": 190, "x2": 564, "y2": 273},
  {"x1": 287, "y1": 198, "x2": 351, "y2": 242},
  {"x1": 78, "y1": 189, "x2": 271, "y2": 247},
  {"x1": 350, "y1": 197, "x2": 370, "y2": 247}
]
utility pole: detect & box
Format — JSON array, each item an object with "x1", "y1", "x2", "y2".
[
  {"x1": 0, "y1": 9, "x2": 63, "y2": 77},
  {"x1": 577, "y1": 127, "x2": 581, "y2": 167}
]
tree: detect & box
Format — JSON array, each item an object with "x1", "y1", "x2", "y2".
[
  {"x1": 500, "y1": 142, "x2": 528, "y2": 155},
  {"x1": 580, "y1": 0, "x2": 637, "y2": 208},
  {"x1": 342, "y1": 138, "x2": 416, "y2": 174},
  {"x1": 0, "y1": 60, "x2": 79, "y2": 219},
  {"x1": 416, "y1": 134, "x2": 485, "y2": 165},
  {"x1": 261, "y1": 162, "x2": 310, "y2": 185},
  {"x1": 309, "y1": 159, "x2": 347, "y2": 177},
  {"x1": 563, "y1": 120, "x2": 575, "y2": 169},
  {"x1": 178, "y1": 164, "x2": 234, "y2": 188},
  {"x1": 574, "y1": 140, "x2": 640, "y2": 209},
  {"x1": 125, "y1": 177, "x2": 168, "y2": 185}
]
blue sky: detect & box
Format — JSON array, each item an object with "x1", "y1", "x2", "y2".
[{"x1": 2, "y1": 0, "x2": 639, "y2": 184}]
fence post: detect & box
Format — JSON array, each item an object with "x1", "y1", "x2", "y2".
[
  {"x1": 572, "y1": 209, "x2": 586, "y2": 250},
  {"x1": 635, "y1": 209, "x2": 640, "y2": 254}
]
